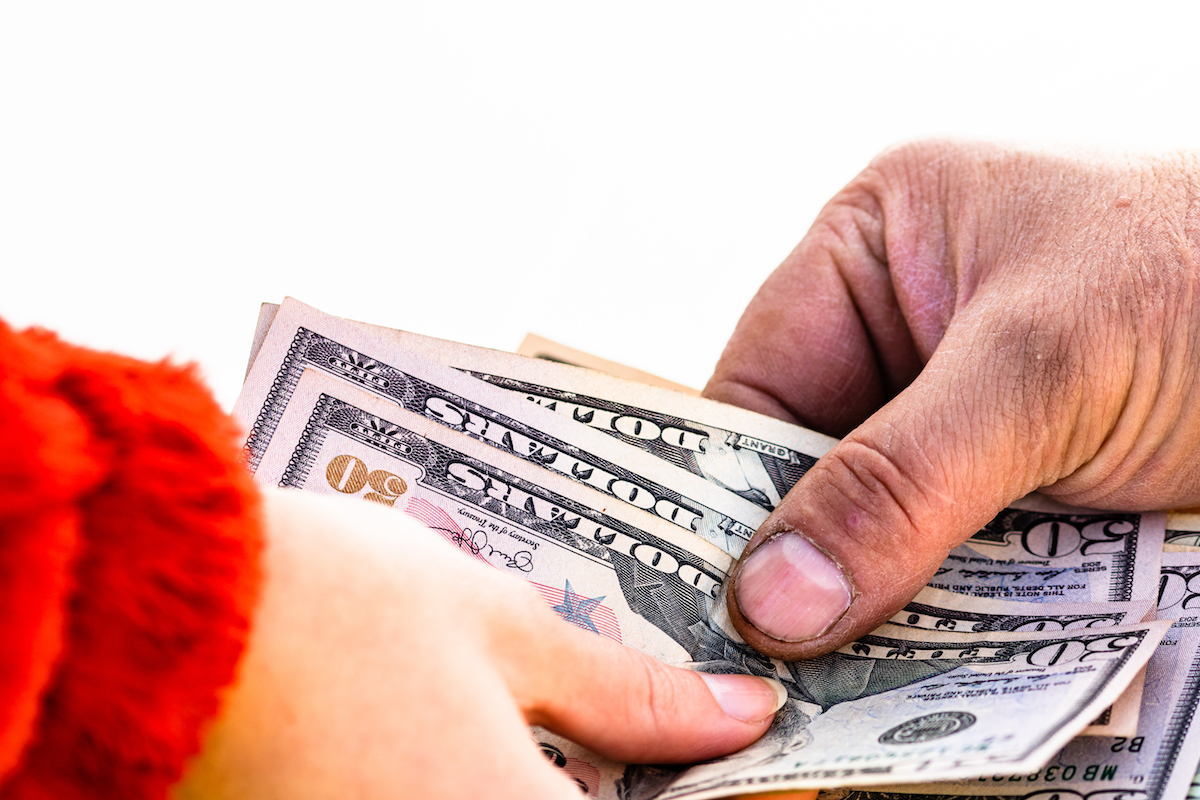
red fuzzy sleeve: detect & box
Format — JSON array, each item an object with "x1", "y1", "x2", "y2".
[{"x1": 0, "y1": 321, "x2": 263, "y2": 800}]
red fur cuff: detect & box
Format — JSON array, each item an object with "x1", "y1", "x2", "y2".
[{"x1": 0, "y1": 323, "x2": 263, "y2": 800}]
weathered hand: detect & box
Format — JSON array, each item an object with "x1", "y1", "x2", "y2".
[
  {"x1": 174, "y1": 488, "x2": 787, "y2": 799},
  {"x1": 706, "y1": 139, "x2": 1200, "y2": 660}
]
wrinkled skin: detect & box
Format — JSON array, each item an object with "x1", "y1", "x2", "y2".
[{"x1": 706, "y1": 139, "x2": 1200, "y2": 660}]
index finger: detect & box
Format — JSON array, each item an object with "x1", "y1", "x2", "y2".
[{"x1": 704, "y1": 177, "x2": 923, "y2": 437}]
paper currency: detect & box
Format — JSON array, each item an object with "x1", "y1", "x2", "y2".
[
  {"x1": 821, "y1": 551, "x2": 1200, "y2": 800},
  {"x1": 246, "y1": 367, "x2": 1166, "y2": 798},
  {"x1": 649, "y1": 621, "x2": 1167, "y2": 800},
  {"x1": 926, "y1": 496, "x2": 1165, "y2": 607},
  {"x1": 234, "y1": 298, "x2": 769, "y2": 555},
  {"x1": 904, "y1": 499, "x2": 1165, "y2": 738},
  {"x1": 891, "y1": 587, "x2": 1156, "y2": 737}
]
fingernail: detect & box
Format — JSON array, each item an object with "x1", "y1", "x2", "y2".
[
  {"x1": 735, "y1": 532, "x2": 852, "y2": 642},
  {"x1": 698, "y1": 672, "x2": 788, "y2": 723}
]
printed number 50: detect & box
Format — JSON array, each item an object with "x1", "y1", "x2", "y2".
[{"x1": 326, "y1": 454, "x2": 408, "y2": 507}]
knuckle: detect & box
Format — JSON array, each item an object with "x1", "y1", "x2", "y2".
[
  {"x1": 625, "y1": 655, "x2": 687, "y2": 737},
  {"x1": 815, "y1": 437, "x2": 928, "y2": 554},
  {"x1": 864, "y1": 137, "x2": 974, "y2": 198},
  {"x1": 809, "y1": 190, "x2": 887, "y2": 276}
]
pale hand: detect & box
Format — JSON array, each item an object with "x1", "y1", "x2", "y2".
[{"x1": 173, "y1": 488, "x2": 787, "y2": 799}]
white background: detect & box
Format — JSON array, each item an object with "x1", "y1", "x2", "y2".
[{"x1": 2, "y1": 2, "x2": 1198, "y2": 410}]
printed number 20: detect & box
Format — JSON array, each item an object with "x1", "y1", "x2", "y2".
[{"x1": 326, "y1": 454, "x2": 408, "y2": 507}]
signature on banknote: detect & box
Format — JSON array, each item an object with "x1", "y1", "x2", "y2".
[{"x1": 436, "y1": 525, "x2": 535, "y2": 572}]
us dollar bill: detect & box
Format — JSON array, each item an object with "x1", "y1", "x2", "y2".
[
  {"x1": 631, "y1": 620, "x2": 1166, "y2": 800},
  {"x1": 821, "y1": 551, "x2": 1200, "y2": 800},
  {"x1": 926, "y1": 495, "x2": 1165, "y2": 607},
  {"x1": 234, "y1": 298, "x2": 770, "y2": 555},
  {"x1": 254, "y1": 368, "x2": 1167, "y2": 799},
  {"x1": 890, "y1": 588, "x2": 1156, "y2": 737}
]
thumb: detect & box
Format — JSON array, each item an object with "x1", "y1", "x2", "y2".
[
  {"x1": 725, "y1": 308, "x2": 1082, "y2": 661},
  {"x1": 515, "y1": 618, "x2": 788, "y2": 764}
]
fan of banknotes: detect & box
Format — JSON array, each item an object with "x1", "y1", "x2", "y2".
[{"x1": 233, "y1": 298, "x2": 1200, "y2": 800}]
